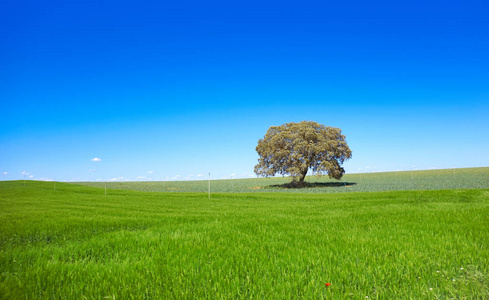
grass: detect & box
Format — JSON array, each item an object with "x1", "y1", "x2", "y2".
[
  {"x1": 1, "y1": 180, "x2": 488, "y2": 299},
  {"x1": 75, "y1": 167, "x2": 489, "y2": 193}
]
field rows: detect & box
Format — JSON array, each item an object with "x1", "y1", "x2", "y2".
[{"x1": 74, "y1": 167, "x2": 489, "y2": 194}]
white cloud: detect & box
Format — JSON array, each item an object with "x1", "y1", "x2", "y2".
[
  {"x1": 171, "y1": 175, "x2": 181, "y2": 180},
  {"x1": 196, "y1": 174, "x2": 204, "y2": 177},
  {"x1": 29, "y1": 175, "x2": 34, "y2": 178},
  {"x1": 364, "y1": 166, "x2": 377, "y2": 171},
  {"x1": 239, "y1": 172, "x2": 255, "y2": 178},
  {"x1": 91, "y1": 157, "x2": 102, "y2": 162},
  {"x1": 147, "y1": 171, "x2": 153, "y2": 174},
  {"x1": 21, "y1": 171, "x2": 29, "y2": 175},
  {"x1": 2, "y1": 171, "x2": 7, "y2": 175},
  {"x1": 88, "y1": 169, "x2": 96, "y2": 172},
  {"x1": 136, "y1": 176, "x2": 146, "y2": 179}
]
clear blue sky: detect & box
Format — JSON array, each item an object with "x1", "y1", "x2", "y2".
[{"x1": 1, "y1": 0, "x2": 488, "y2": 181}]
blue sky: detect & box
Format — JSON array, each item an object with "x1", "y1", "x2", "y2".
[{"x1": 1, "y1": 0, "x2": 488, "y2": 181}]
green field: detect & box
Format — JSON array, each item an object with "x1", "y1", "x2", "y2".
[
  {"x1": 1, "y1": 173, "x2": 488, "y2": 299},
  {"x1": 76, "y1": 167, "x2": 489, "y2": 193}
]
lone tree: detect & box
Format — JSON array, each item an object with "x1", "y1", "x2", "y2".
[{"x1": 254, "y1": 121, "x2": 352, "y2": 187}]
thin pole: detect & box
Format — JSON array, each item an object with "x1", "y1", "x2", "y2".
[
  {"x1": 411, "y1": 167, "x2": 414, "y2": 188},
  {"x1": 208, "y1": 173, "x2": 210, "y2": 199}
]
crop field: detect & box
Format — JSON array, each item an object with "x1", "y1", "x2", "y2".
[
  {"x1": 1, "y1": 178, "x2": 488, "y2": 299},
  {"x1": 76, "y1": 167, "x2": 489, "y2": 193}
]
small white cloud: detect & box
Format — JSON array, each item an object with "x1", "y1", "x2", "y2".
[
  {"x1": 136, "y1": 176, "x2": 146, "y2": 179},
  {"x1": 21, "y1": 171, "x2": 29, "y2": 175},
  {"x1": 91, "y1": 157, "x2": 102, "y2": 162},
  {"x1": 110, "y1": 177, "x2": 125, "y2": 181},
  {"x1": 239, "y1": 172, "x2": 255, "y2": 178},
  {"x1": 88, "y1": 169, "x2": 96, "y2": 172},
  {"x1": 147, "y1": 171, "x2": 153, "y2": 174},
  {"x1": 196, "y1": 174, "x2": 204, "y2": 177},
  {"x1": 29, "y1": 175, "x2": 34, "y2": 178},
  {"x1": 2, "y1": 171, "x2": 7, "y2": 175},
  {"x1": 171, "y1": 175, "x2": 181, "y2": 180}
]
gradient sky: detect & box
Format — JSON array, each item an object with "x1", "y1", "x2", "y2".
[{"x1": 1, "y1": 0, "x2": 488, "y2": 182}]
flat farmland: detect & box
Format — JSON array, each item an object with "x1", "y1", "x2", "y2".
[
  {"x1": 76, "y1": 167, "x2": 489, "y2": 193},
  {"x1": 1, "y1": 180, "x2": 488, "y2": 299}
]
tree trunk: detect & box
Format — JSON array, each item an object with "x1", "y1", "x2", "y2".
[{"x1": 298, "y1": 169, "x2": 308, "y2": 187}]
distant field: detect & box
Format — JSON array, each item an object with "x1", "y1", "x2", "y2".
[
  {"x1": 1, "y1": 181, "x2": 488, "y2": 299},
  {"x1": 75, "y1": 167, "x2": 489, "y2": 193}
]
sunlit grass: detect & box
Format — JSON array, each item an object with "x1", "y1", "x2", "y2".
[{"x1": 1, "y1": 181, "x2": 488, "y2": 298}]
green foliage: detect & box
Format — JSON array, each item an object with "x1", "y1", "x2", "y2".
[
  {"x1": 1, "y1": 181, "x2": 489, "y2": 299},
  {"x1": 254, "y1": 121, "x2": 352, "y2": 186}
]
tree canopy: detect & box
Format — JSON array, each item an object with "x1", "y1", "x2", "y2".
[{"x1": 254, "y1": 121, "x2": 352, "y2": 186}]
